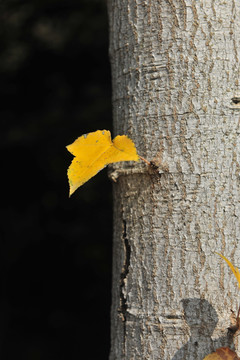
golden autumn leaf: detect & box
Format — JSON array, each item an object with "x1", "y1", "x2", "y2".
[
  {"x1": 66, "y1": 130, "x2": 139, "y2": 195},
  {"x1": 203, "y1": 347, "x2": 239, "y2": 360},
  {"x1": 217, "y1": 253, "x2": 240, "y2": 289}
]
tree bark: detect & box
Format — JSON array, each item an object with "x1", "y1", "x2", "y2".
[{"x1": 107, "y1": 1, "x2": 240, "y2": 359}]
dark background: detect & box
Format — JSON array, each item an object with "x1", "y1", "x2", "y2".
[{"x1": 1, "y1": 0, "x2": 112, "y2": 359}]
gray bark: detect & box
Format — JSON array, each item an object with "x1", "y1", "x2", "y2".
[{"x1": 107, "y1": 1, "x2": 240, "y2": 359}]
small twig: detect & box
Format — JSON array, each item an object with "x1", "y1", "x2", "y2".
[
  {"x1": 108, "y1": 156, "x2": 162, "y2": 183},
  {"x1": 108, "y1": 167, "x2": 147, "y2": 182}
]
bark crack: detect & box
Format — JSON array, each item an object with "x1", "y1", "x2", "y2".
[{"x1": 119, "y1": 219, "x2": 131, "y2": 333}]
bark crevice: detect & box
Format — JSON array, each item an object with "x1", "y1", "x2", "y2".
[{"x1": 118, "y1": 219, "x2": 131, "y2": 334}]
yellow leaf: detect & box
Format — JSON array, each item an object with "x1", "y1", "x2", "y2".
[
  {"x1": 217, "y1": 253, "x2": 240, "y2": 289},
  {"x1": 66, "y1": 130, "x2": 139, "y2": 195},
  {"x1": 203, "y1": 347, "x2": 239, "y2": 359}
]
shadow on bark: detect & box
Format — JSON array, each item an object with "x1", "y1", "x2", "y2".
[{"x1": 172, "y1": 298, "x2": 234, "y2": 360}]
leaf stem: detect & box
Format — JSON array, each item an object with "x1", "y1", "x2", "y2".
[{"x1": 139, "y1": 155, "x2": 151, "y2": 166}]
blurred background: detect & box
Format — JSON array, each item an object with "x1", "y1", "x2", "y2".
[{"x1": 1, "y1": 0, "x2": 112, "y2": 359}]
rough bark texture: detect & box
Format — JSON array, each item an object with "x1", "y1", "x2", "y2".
[{"x1": 107, "y1": 1, "x2": 240, "y2": 359}]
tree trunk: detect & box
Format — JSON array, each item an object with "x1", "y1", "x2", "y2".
[{"x1": 107, "y1": 1, "x2": 240, "y2": 359}]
